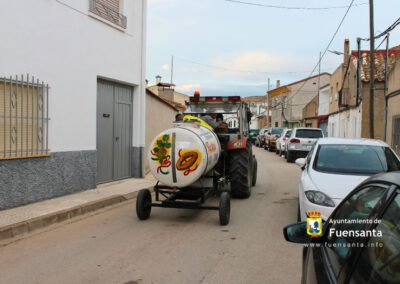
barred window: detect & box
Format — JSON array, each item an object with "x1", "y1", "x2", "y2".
[
  {"x1": 89, "y1": 0, "x2": 127, "y2": 29},
  {"x1": 0, "y1": 75, "x2": 49, "y2": 160}
]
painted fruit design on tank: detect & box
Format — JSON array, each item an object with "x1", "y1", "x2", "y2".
[{"x1": 151, "y1": 134, "x2": 172, "y2": 175}]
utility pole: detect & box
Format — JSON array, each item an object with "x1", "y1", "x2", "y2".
[
  {"x1": 317, "y1": 52, "x2": 321, "y2": 118},
  {"x1": 369, "y1": 0, "x2": 375, "y2": 138},
  {"x1": 170, "y1": 56, "x2": 174, "y2": 85},
  {"x1": 383, "y1": 34, "x2": 390, "y2": 142}
]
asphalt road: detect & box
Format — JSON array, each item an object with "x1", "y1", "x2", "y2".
[{"x1": 0, "y1": 147, "x2": 302, "y2": 284}]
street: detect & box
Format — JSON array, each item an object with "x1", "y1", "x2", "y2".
[{"x1": 0, "y1": 147, "x2": 302, "y2": 284}]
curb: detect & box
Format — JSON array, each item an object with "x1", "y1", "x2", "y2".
[{"x1": 0, "y1": 190, "x2": 141, "y2": 242}]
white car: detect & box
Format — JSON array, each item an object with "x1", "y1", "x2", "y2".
[
  {"x1": 295, "y1": 138, "x2": 400, "y2": 222},
  {"x1": 275, "y1": 128, "x2": 291, "y2": 156},
  {"x1": 286, "y1": 127, "x2": 324, "y2": 163}
]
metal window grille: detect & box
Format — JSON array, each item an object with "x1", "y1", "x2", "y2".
[
  {"x1": 89, "y1": 0, "x2": 127, "y2": 29},
  {"x1": 0, "y1": 75, "x2": 50, "y2": 160}
]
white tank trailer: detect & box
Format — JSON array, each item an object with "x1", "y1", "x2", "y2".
[{"x1": 149, "y1": 123, "x2": 221, "y2": 188}]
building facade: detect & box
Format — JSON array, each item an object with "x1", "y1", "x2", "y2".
[
  {"x1": 242, "y1": 96, "x2": 269, "y2": 129},
  {"x1": 268, "y1": 73, "x2": 331, "y2": 129},
  {"x1": 0, "y1": 0, "x2": 147, "y2": 210},
  {"x1": 327, "y1": 39, "x2": 399, "y2": 140},
  {"x1": 386, "y1": 54, "x2": 400, "y2": 155}
]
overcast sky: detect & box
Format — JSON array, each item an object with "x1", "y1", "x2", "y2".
[{"x1": 146, "y1": 0, "x2": 400, "y2": 97}]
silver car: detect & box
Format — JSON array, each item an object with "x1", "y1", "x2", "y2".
[{"x1": 286, "y1": 127, "x2": 324, "y2": 163}]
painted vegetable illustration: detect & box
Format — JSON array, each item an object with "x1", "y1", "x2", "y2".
[{"x1": 151, "y1": 134, "x2": 172, "y2": 175}]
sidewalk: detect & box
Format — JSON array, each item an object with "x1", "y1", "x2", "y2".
[{"x1": 0, "y1": 175, "x2": 156, "y2": 242}]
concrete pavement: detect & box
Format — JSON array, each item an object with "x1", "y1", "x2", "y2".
[
  {"x1": 0, "y1": 175, "x2": 156, "y2": 243},
  {"x1": 0, "y1": 147, "x2": 303, "y2": 284}
]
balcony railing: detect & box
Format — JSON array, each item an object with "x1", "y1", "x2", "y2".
[{"x1": 89, "y1": 0, "x2": 127, "y2": 29}]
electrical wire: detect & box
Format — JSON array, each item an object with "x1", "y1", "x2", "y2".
[
  {"x1": 283, "y1": 0, "x2": 356, "y2": 106},
  {"x1": 223, "y1": 0, "x2": 367, "y2": 10},
  {"x1": 362, "y1": 16, "x2": 400, "y2": 41},
  {"x1": 173, "y1": 56, "x2": 334, "y2": 75}
]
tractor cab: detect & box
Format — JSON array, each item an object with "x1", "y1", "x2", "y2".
[{"x1": 184, "y1": 93, "x2": 252, "y2": 151}]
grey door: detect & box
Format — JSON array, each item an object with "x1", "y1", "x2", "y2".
[{"x1": 97, "y1": 80, "x2": 133, "y2": 184}]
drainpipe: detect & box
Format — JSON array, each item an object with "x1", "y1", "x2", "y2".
[
  {"x1": 383, "y1": 34, "x2": 390, "y2": 142},
  {"x1": 139, "y1": 0, "x2": 147, "y2": 177}
]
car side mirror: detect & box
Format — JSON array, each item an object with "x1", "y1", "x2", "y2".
[
  {"x1": 295, "y1": 158, "x2": 306, "y2": 169},
  {"x1": 283, "y1": 222, "x2": 310, "y2": 244}
]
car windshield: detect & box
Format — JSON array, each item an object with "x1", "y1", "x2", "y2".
[
  {"x1": 285, "y1": 131, "x2": 292, "y2": 137},
  {"x1": 271, "y1": 128, "x2": 283, "y2": 135},
  {"x1": 295, "y1": 129, "x2": 323, "y2": 138},
  {"x1": 314, "y1": 145, "x2": 400, "y2": 175}
]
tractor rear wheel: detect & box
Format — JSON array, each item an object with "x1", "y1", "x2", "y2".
[{"x1": 230, "y1": 142, "x2": 252, "y2": 199}]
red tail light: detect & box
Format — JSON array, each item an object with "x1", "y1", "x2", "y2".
[{"x1": 290, "y1": 138, "x2": 300, "y2": 143}]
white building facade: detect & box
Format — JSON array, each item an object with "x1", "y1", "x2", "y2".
[{"x1": 0, "y1": 0, "x2": 147, "y2": 210}]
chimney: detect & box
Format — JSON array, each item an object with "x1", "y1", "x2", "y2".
[
  {"x1": 155, "y1": 75, "x2": 162, "y2": 85},
  {"x1": 276, "y1": 80, "x2": 281, "y2": 88},
  {"x1": 344, "y1": 39, "x2": 350, "y2": 67},
  {"x1": 194, "y1": 90, "x2": 200, "y2": 97}
]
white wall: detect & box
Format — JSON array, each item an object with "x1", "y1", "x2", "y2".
[
  {"x1": 0, "y1": 0, "x2": 147, "y2": 152},
  {"x1": 328, "y1": 113, "x2": 339, "y2": 137},
  {"x1": 318, "y1": 86, "x2": 330, "y2": 116},
  {"x1": 327, "y1": 106, "x2": 361, "y2": 138}
]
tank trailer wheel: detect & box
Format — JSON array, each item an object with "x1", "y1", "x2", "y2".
[
  {"x1": 219, "y1": 192, "x2": 231, "y2": 226},
  {"x1": 136, "y1": 189, "x2": 152, "y2": 220}
]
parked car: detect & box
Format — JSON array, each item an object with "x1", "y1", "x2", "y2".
[
  {"x1": 255, "y1": 128, "x2": 269, "y2": 148},
  {"x1": 286, "y1": 127, "x2": 324, "y2": 163},
  {"x1": 249, "y1": 129, "x2": 260, "y2": 145},
  {"x1": 283, "y1": 171, "x2": 400, "y2": 283},
  {"x1": 295, "y1": 138, "x2": 400, "y2": 222},
  {"x1": 264, "y1": 127, "x2": 284, "y2": 152},
  {"x1": 276, "y1": 128, "x2": 292, "y2": 156}
]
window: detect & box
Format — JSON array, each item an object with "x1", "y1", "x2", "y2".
[
  {"x1": 350, "y1": 193, "x2": 400, "y2": 283},
  {"x1": 89, "y1": 0, "x2": 127, "y2": 29},
  {"x1": 295, "y1": 129, "x2": 323, "y2": 138},
  {"x1": 0, "y1": 76, "x2": 49, "y2": 160},
  {"x1": 324, "y1": 185, "x2": 388, "y2": 277},
  {"x1": 314, "y1": 145, "x2": 400, "y2": 175}
]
